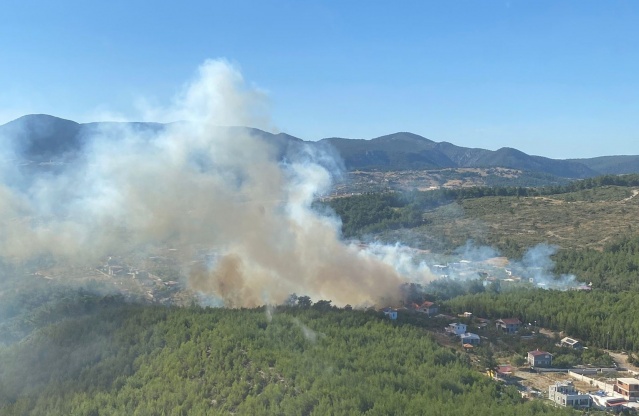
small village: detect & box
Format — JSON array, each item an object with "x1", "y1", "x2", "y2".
[
  {"x1": 383, "y1": 301, "x2": 639, "y2": 413},
  {"x1": 31, "y1": 253, "x2": 189, "y2": 305},
  {"x1": 30, "y1": 251, "x2": 639, "y2": 412}
]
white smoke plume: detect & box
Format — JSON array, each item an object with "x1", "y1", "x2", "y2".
[
  {"x1": 516, "y1": 243, "x2": 583, "y2": 289},
  {"x1": 0, "y1": 59, "x2": 415, "y2": 307},
  {"x1": 291, "y1": 318, "x2": 323, "y2": 343},
  {"x1": 418, "y1": 240, "x2": 585, "y2": 298},
  {"x1": 362, "y1": 242, "x2": 436, "y2": 284},
  {"x1": 453, "y1": 240, "x2": 500, "y2": 263}
]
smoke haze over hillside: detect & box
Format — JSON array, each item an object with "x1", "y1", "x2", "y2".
[{"x1": 0, "y1": 59, "x2": 434, "y2": 306}]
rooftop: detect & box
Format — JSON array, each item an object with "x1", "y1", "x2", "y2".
[
  {"x1": 528, "y1": 349, "x2": 552, "y2": 357},
  {"x1": 498, "y1": 318, "x2": 521, "y2": 325},
  {"x1": 497, "y1": 365, "x2": 513, "y2": 374},
  {"x1": 617, "y1": 378, "x2": 639, "y2": 385}
]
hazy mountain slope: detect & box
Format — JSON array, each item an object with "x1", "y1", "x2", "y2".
[
  {"x1": 321, "y1": 133, "x2": 596, "y2": 177},
  {"x1": 0, "y1": 114, "x2": 82, "y2": 161},
  {"x1": 433, "y1": 141, "x2": 493, "y2": 165},
  {"x1": 470, "y1": 147, "x2": 596, "y2": 178},
  {"x1": 1, "y1": 114, "x2": 637, "y2": 179},
  {"x1": 569, "y1": 155, "x2": 639, "y2": 175},
  {"x1": 321, "y1": 133, "x2": 456, "y2": 170}
]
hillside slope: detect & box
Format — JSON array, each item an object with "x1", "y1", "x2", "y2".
[{"x1": 0, "y1": 289, "x2": 571, "y2": 415}]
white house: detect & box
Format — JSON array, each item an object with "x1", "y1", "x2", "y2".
[
  {"x1": 549, "y1": 381, "x2": 591, "y2": 409},
  {"x1": 560, "y1": 337, "x2": 583, "y2": 349},
  {"x1": 447, "y1": 322, "x2": 467, "y2": 335}
]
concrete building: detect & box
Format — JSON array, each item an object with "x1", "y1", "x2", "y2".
[
  {"x1": 591, "y1": 395, "x2": 627, "y2": 412},
  {"x1": 560, "y1": 337, "x2": 583, "y2": 349},
  {"x1": 528, "y1": 349, "x2": 553, "y2": 368},
  {"x1": 447, "y1": 322, "x2": 467, "y2": 335},
  {"x1": 496, "y1": 318, "x2": 521, "y2": 334},
  {"x1": 614, "y1": 378, "x2": 639, "y2": 401},
  {"x1": 549, "y1": 381, "x2": 591, "y2": 409},
  {"x1": 460, "y1": 332, "x2": 480, "y2": 346}
]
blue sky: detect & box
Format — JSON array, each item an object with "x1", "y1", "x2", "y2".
[{"x1": 1, "y1": 0, "x2": 638, "y2": 158}]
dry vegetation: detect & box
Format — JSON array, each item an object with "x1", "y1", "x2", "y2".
[
  {"x1": 331, "y1": 167, "x2": 564, "y2": 195},
  {"x1": 514, "y1": 371, "x2": 593, "y2": 394},
  {"x1": 418, "y1": 186, "x2": 639, "y2": 253}
]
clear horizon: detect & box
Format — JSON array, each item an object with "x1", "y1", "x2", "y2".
[{"x1": 1, "y1": 1, "x2": 638, "y2": 159}]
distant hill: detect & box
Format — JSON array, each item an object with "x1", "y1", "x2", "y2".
[
  {"x1": 0, "y1": 114, "x2": 166, "y2": 162},
  {"x1": 321, "y1": 133, "x2": 598, "y2": 178},
  {"x1": 2, "y1": 114, "x2": 638, "y2": 179},
  {"x1": 568, "y1": 155, "x2": 639, "y2": 175}
]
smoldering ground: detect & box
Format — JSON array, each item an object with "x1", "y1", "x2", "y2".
[{"x1": 0, "y1": 59, "x2": 430, "y2": 307}]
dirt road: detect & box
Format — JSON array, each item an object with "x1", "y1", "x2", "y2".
[{"x1": 605, "y1": 350, "x2": 639, "y2": 374}]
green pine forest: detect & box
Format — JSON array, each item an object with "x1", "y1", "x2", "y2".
[{"x1": 0, "y1": 288, "x2": 571, "y2": 416}]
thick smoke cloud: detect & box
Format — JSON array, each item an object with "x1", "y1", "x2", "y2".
[{"x1": 0, "y1": 59, "x2": 415, "y2": 307}]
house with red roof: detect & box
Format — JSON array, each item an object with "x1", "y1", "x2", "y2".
[
  {"x1": 415, "y1": 301, "x2": 439, "y2": 316},
  {"x1": 528, "y1": 349, "x2": 552, "y2": 367},
  {"x1": 496, "y1": 318, "x2": 521, "y2": 334}
]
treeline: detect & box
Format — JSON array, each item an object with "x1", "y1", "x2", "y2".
[
  {"x1": 432, "y1": 173, "x2": 639, "y2": 201},
  {"x1": 446, "y1": 289, "x2": 639, "y2": 353},
  {"x1": 0, "y1": 279, "x2": 123, "y2": 346},
  {"x1": 554, "y1": 235, "x2": 639, "y2": 291},
  {"x1": 0, "y1": 292, "x2": 574, "y2": 415},
  {"x1": 326, "y1": 193, "x2": 424, "y2": 237}
]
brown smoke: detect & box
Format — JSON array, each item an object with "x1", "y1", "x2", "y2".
[{"x1": 0, "y1": 59, "x2": 415, "y2": 307}]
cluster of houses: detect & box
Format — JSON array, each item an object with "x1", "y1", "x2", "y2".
[
  {"x1": 526, "y1": 337, "x2": 585, "y2": 369},
  {"x1": 96, "y1": 256, "x2": 181, "y2": 302},
  {"x1": 382, "y1": 301, "x2": 439, "y2": 320},
  {"x1": 546, "y1": 377, "x2": 639, "y2": 411},
  {"x1": 100, "y1": 256, "x2": 147, "y2": 279},
  {"x1": 445, "y1": 322, "x2": 481, "y2": 347},
  {"x1": 379, "y1": 303, "x2": 639, "y2": 410},
  {"x1": 525, "y1": 339, "x2": 639, "y2": 411},
  {"x1": 445, "y1": 316, "x2": 526, "y2": 348}
]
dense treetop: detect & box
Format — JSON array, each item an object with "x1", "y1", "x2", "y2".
[{"x1": 0, "y1": 290, "x2": 573, "y2": 415}]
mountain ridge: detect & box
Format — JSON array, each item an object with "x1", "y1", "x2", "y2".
[{"x1": 1, "y1": 114, "x2": 637, "y2": 179}]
